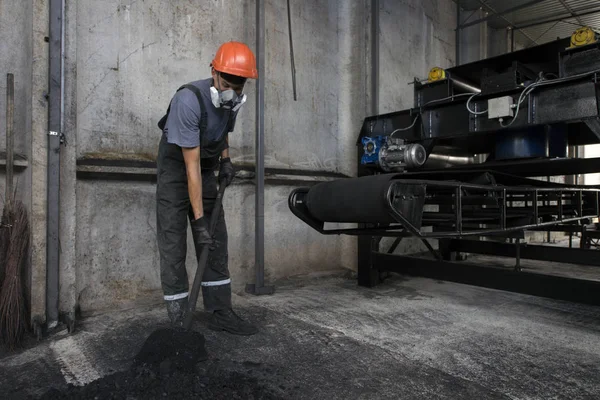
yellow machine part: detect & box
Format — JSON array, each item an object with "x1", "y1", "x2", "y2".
[
  {"x1": 428, "y1": 67, "x2": 446, "y2": 82},
  {"x1": 569, "y1": 27, "x2": 597, "y2": 48}
]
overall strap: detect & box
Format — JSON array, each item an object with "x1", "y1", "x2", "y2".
[
  {"x1": 157, "y1": 83, "x2": 207, "y2": 135},
  {"x1": 178, "y1": 84, "x2": 208, "y2": 135}
]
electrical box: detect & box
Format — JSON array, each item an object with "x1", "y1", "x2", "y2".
[{"x1": 487, "y1": 96, "x2": 514, "y2": 119}]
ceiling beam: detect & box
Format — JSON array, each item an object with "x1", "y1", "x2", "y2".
[{"x1": 459, "y1": 0, "x2": 547, "y2": 29}]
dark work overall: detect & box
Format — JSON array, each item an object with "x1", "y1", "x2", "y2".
[{"x1": 155, "y1": 84, "x2": 232, "y2": 312}]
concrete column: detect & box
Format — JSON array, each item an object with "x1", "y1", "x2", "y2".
[
  {"x1": 488, "y1": 27, "x2": 512, "y2": 57},
  {"x1": 337, "y1": 0, "x2": 368, "y2": 271},
  {"x1": 459, "y1": 9, "x2": 488, "y2": 64},
  {"x1": 31, "y1": 0, "x2": 49, "y2": 324},
  {"x1": 59, "y1": 0, "x2": 77, "y2": 321}
]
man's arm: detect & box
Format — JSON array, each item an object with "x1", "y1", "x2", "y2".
[
  {"x1": 221, "y1": 134, "x2": 229, "y2": 159},
  {"x1": 218, "y1": 134, "x2": 235, "y2": 187},
  {"x1": 182, "y1": 146, "x2": 203, "y2": 219},
  {"x1": 163, "y1": 90, "x2": 205, "y2": 220}
]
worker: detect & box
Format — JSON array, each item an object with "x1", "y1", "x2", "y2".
[{"x1": 155, "y1": 41, "x2": 258, "y2": 335}]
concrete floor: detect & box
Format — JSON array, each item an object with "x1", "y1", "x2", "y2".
[{"x1": 2, "y1": 271, "x2": 600, "y2": 399}]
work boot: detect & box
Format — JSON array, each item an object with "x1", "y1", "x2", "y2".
[
  {"x1": 166, "y1": 297, "x2": 188, "y2": 328},
  {"x1": 208, "y1": 308, "x2": 258, "y2": 336}
]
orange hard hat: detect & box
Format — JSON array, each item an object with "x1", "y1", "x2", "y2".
[{"x1": 211, "y1": 41, "x2": 258, "y2": 79}]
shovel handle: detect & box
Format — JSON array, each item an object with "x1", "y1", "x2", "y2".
[
  {"x1": 183, "y1": 183, "x2": 227, "y2": 330},
  {"x1": 6, "y1": 73, "x2": 14, "y2": 205}
]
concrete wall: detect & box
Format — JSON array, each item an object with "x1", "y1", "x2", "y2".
[
  {"x1": 0, "y1": 0, "x2": 34, "y2": 314},
  {"x1": 0, "y1": 0, "x2": 33, "y2": 210},
  {"x1": 3, "y1": 0, "x2": 459, "y2": 319},
  {"x1": 457, "y1": 8, "x2": 530, "y2": 64},
  {"x1": 0, "y1": 0, "x2": 32, "y2": 161},
  {"x1": 379, "y1": 0, "x2": 456, "y2": 113},
  {"x1": 458, "y1": 8, "x2": 487, "y2": 65},
  {"x1": 62, "y1": 0, "x2": 370, "y2": 315},
  {"x1": 73, "y1": 0, "x2": 364, "y2": 176},
  {"x1": 69, "y1": 0, "x2": 457, "y2": 314},
  {"x1": 488, "y1": 27, "x2": 511, "y2": 58}
]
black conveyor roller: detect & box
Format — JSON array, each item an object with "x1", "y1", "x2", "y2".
[{"x1": 305, "y1": 173, "x2": 402, "y2": 224}]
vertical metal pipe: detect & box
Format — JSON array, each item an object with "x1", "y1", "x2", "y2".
[
  {"x1": 5, "y1": 74, "x2": 14, "y2": 205},
  {"x1": 533, "y1": 189, "x2": 538, "y2": 224},
  {"x1": 455, "y1": 0, "x2": 461, "y2": 66},
  {"x1": 371, "y1": 0, "x2": 379, "y2": 115},
  {"x1": 546, "y1": 176, "x2": 551, "y2": 243},
  {"x1": 359, "y1": 0, "x2": 378, "y2": 287},
  {"x1": 254, "y1": 0, "x2": 265, "y2": 290},
  {"x1": 286, "y1": 0, "x2": 297, "y2": 101},
  {"x1": 504, "y1": 28, "x2": 511, "y2": 55},
  {"x1": 575, "y1": 146, "x2": 579, "y2": 185},
  {"x1": 558, "y1": 191, "x2": 563, "y2": 221},
  {"x1": 569, "y1": 232, "x2": 573, "y2": 248},
  {"x1": 511, "y1": 28, "x2": 515, "y2": 52},
  {"x1": 501, "y1": 189, "x2": 507, "y2": 230},
  {"x1": 47, "y1": 0, "x2": 63, "y2": 328},
  {"x1": 514, "y1": 237, "x2": 521, "y2": 271},
  {"x1": 455, "y1": 187, "x2": 462, "y2": 233}
]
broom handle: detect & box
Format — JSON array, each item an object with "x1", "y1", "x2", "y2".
[
  {"x1": 6, "y1": 73, "x2": 14, "y2": 206},
  {"x1": 182, "y1": 183, "x2": 227, "y2": 330}
]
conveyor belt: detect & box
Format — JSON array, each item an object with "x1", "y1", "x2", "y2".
[{"x1": 290, "y1": 171, "x2": 600, "y2": 239}]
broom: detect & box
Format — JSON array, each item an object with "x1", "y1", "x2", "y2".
[
  {"x1": 0, "y1": 199, "x2": 29, "y2": 349},
  {"x1": 0, "y1": 73, "x2": 14, "y2": 297},
  {"x1": 0, "y1": 72, "x2": 29, "y2": 350}
]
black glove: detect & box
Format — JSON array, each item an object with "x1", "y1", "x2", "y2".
[
  {"x1": 190, "y1": 216, "x2": 213, "y2": 246},
  {"x1": 219, "y1": 157, "x2": 235, "y2": 187}
]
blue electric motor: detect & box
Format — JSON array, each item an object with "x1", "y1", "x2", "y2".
[
  {"x1": 361, "y1": 136, "x2": 427, "y2": 172},
  {"x1": 361, "y1": 136, "x2": 386, "y2": 165}
]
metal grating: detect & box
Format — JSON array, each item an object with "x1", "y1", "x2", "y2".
[{"x1": 456, "y1": 0, "x2": 600, "y2": 46}]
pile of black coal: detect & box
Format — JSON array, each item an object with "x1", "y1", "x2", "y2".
[
  {"x1": 132, "y1": 327, "x2": 209, "y2": 371},
  {"x1": 38, "y1": 328, "x2": 284, "y2": 400}
]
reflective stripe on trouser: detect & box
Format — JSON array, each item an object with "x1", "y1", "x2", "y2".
[{"x1": 156, "y1": 133, "x2": 232, "y2": 312}]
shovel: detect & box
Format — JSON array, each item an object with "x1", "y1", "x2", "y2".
[
  {"x1": 132, "y1": 183, "x2": 226, "y2": 372},
  {"x1": 183, "y1": 183, "x2": 227, "y2": 330}
]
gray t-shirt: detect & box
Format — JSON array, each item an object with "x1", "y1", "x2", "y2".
[{"x1": 163, "y1": 78, "x2": 237, "y2": 148}]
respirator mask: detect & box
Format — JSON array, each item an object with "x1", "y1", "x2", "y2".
[{"x1": 210, "y1": 76, "x2": 247, "y2": 112}]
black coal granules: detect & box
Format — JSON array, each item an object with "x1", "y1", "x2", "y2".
[
  {"x1": 37, "y1": 328, "x2": 283, "y2": 399},
  {"x1": 39, "y1": 364, "x2": 281, "y2": 399},
  {"x1": 132, "y1": 328, "x2": 209, "y2": 371}
]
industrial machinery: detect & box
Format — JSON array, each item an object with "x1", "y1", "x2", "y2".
[{"x1": 290, "y1": 28, "x2": 600, "y2": 305}]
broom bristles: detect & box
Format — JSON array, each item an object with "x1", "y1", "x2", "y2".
[
  {"x1": 0, "y1": 200, "x2": 29, "y2": 349},
  {"x1": 0, "y1": 203, "x2": 13, "y2": 290}
]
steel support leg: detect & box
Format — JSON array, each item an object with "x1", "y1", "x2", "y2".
[
  {"x1": 514, "y1": 238, "x2": 522, "y2": 272},
  {"x1": 358, "y1": 232, "x2": 380, "y2": 287}
]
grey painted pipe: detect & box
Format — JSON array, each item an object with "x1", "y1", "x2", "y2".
[
  {"x1": 372, "y1": 0, "x2": 379, "y2": 114},
  {"x1": 6, "y1": 74, "x2": 14, "y2": 205},
  {"x1": 47, "y1": 0, "x2": 63, "y2": 328},
  {"x1": 254, "y1": 0, "x2": 266, "y2": 290},
  {"x1": 425, "y1": 153, "x2": 483, "y2": 168},
  {"x1": 450, "y1": 76, "x2": 481, "y2": 93}
]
